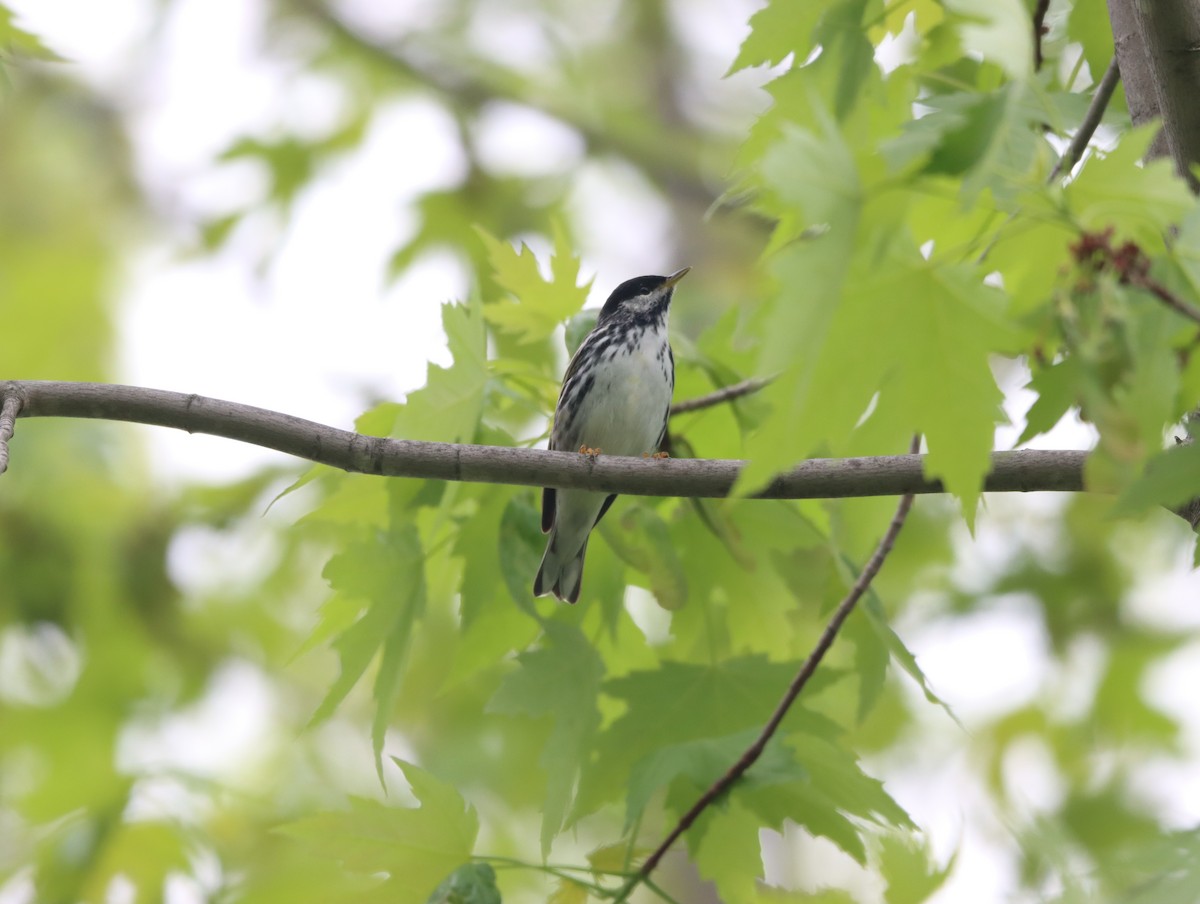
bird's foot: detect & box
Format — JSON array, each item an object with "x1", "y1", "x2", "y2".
[
  {"x1": 579, "y1": 445, "x2": 602, "y2": 456},
  {"x1": 650, "y1": 451, "x2": 670, "y2": 459}
]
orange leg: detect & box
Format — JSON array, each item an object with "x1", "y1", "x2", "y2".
[
  {"x1": 651, "y1": 451, "x2": 670, "y2": 459},
  {"x1": 579, "y1": 445, "x2": 602, "y2": 456}
]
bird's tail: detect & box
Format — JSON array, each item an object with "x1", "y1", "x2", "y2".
[{"x1": 533, "y1": 532, "x2": 588, "y2": 604}]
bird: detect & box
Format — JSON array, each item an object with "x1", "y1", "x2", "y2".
[{"x1": 534, "y1": 267, "x2": 689, "y2": 603}]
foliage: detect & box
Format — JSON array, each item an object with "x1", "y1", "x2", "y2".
[{"x1": 3, "y1": 0, "x2": 1200, "y2": 902}]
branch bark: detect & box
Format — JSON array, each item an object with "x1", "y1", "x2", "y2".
[
  {"x1": 1108, "y1": 0, "x2": 1200, "y2": 187},
  {"x1": 1050, "y1": 56, "x2": 1122, "y2": 180},
  {"x1": 0, "y1": 396, "x2": 18, "y2": 476},
  {"x1": 1107, "y1": 0, "x2": 1171, "y2": 159},
  {"x1": 0, "y1": 381, "x2": 1089, "y2": 499},
  {"x1": 668, "y1": 376, "x2": 771, "y2": 415},
  {"x1": 1130, "y1": 0, "x2": 1200, "y2": 191}
]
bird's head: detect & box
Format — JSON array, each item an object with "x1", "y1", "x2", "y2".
[{"x1": 597, "y1": 267, "x2": 689, "y2": 325}]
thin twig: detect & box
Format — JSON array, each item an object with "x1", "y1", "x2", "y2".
[
  {"x1": 1071, "y1": 228, "x2": 1200, "y2": 327},
  {"x1": 0, "y1": 395, "x2": 19, "y2": 475},
  {"x1": 977, "y1": 56, "x2": 1122, "y2": 266},
  {"x1": 1033, "y1": 0, "x2": 1051, "y2": 71},
  {"x1": 1049, "y1": 56, "x2": 1122, "y2": 181},
  {"x1": 1131, "y1": 271, "x2": 1200, "y2": 327},
  {"x1": 617, "y1": 436, "x2": 922, "y2": 901},
  {"x1": 669, "y1": 376, "x2": 772, "y2": 416},
  {"x1": 0, "y1": 381, "x2": 1090, "y2": 499}
]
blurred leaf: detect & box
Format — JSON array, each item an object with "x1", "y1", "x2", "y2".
[
  {"x1": 727, "y1": 0, "x2": 825, "y2": 73},
  {"x1": 1067, "y1": 125, "x2": 1195, "y2": 245},
  {"x1": 690, "y1": 799, "x2": 765, "y2": 902},
  {"x1": 575, "y1": 655, "x2": 846, "y2": 824},
  {"x1": 282, "y1": 760, "x2": 478, "y2": 904},
  {"x1": 599, "y1": 505, "x2": 688, "y2": 611},
  {"x1": 1020, "y1": 358, "x2": 1081, "y2": 445},
  {"x1": 1067, "y1": 0, "x2": 1116, "y2": 84},
  {"x1": 497, "y1": 495, "x2": 545, "y2": 612},
  {"x1": 0, "y1": 5, "x2": 63, "y2": 61},
  {"x1": 488, "y1": 623, "x2": 603, "y2": 856},
  {"x1": 878, "y1": 833, "x2": 954, "y2": 904},
  {"x1": 944, "y1": 0, "x2": 1033, "y2": 81},
  {"x1": 309, "y1": 487, "x2": 427, "y2": 776},
  {"x1": 624, "y1": 727, "x2": 802, "y2": 829},
  {"x1": 547, "y1": 877, "x2": 588, "y2": 904},
  {"x1": 425, "y1": 862, "x2": 500, "y2": 904}
]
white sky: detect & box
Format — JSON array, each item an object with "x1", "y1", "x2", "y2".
[{"x1": 5, "y1": 2, "x2": 1200, "y2": 904}]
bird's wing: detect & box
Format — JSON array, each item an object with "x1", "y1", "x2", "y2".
[
  {"x1": 593, "y1": 493, "x2": 617, "y2": 527},
  {"x1": 549, "y1": 322, "x2": 610, "y2": 451}
]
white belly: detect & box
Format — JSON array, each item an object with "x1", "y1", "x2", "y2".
[{"x1": 575, "y1": 326, "x2": 671, "y2": 456}]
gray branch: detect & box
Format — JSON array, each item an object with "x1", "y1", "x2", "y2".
[
  {"x1": 1132, "y1": 0, "x2": 1200, "y2": 190},
  {"x1": 0, "y1": 396, "x2": 17, "y2": 475},
  {"x1": 1108, "y1": 0, "x2": 1200, "y2": 186},
  {"x1": 1050, "y1": 56, "x2": 1122, "y2": 180},
  {"x1": 0, "y1": 381, "x2": 1089, "y2": 500}
]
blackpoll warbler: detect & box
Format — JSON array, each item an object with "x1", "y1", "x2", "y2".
[{"x1": 534, "y1": 267, "x2": 689, "y2": 603}]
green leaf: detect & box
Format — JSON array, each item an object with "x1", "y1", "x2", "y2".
[
  {"x1": 1113, "y1": 443, "x2": 1200, "y2": 516},
  {"x1": 575, "y1": 656, "x2": 843, "y2": 820},
  {"x1": 0, "y1": 6, "x2": 63, "y2": 61},
  {"x1": 479, "y1": 222, "x2": 592, "y2": 342},
  {"x1": 845, "y1": 609, "x2": 888, "y2": 723},
  {"x1": 1067, "y1": 125, "x2": 1196, "y2": 246},
  {"x1": 425, "y1": 862, "x2": 500, "y2": 904},
  {"x1": 1172, "y1": 205, "x2": 1200, "y2": 297},
  {"x1": 280, "y1": 761, "x2": 478, "y2": 904},
  {"x1": 876, "y1": 258, "x2": 1010, "y2": 520},
  {"x1": 1020, "y1": 358, "x2": 1081, "y2": 445},
  {"x1": 737, "y1": 733, "x2": 914, "y2": 863},
  {"x1": 883, "y1": 86, "x2": 1033, "y2": 188},
  {"x1": 878, "y1": 833, "x2": 955, "y2": 904},
  {"x1": 1067, "y1": 0, "x2": 1115, "y2": 83},
  {"x1": 487, "y1": 622, "x2": 604, "y2": 857},
  {"x1": 625, "y1": 727, "x2": 804, "y2": 830},
  {"x1": 727, "y1": 0, "x2": 826, "y2": 74},
  {"x1": 392, "y1": 297, "x2": 489, "y2": 444},
  {"x1": 690, "y1": 800, "x2": 766, "y2": 902},
  {"x1": 745, "y1": 237, "x2": 1011, "y2": 522},
  {"x1": 944, "y1": 0, "x2": 1033, "y2": 81},
  {"x1": 309, "y1": 486, "x2": 427, "y2": 777},
  {"x1": 598, "y1": 505, "x2": 689, "y2": 611},
  {"x1": 860, "y1": 588, "x2": 958, "y2": 721},
  {"x1": 497, "y1": 495, "x2": 545, "y2": 613}
]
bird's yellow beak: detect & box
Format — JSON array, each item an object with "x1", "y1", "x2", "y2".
[{"x1": 663, "y1": 267, "x2": 690, "y2": 289}]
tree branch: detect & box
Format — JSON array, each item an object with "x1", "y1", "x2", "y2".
[
  {"x1": 290, "y1": 0, "x2": 725, "y2": 211},
  {"x1": 1050, "y1": 56, "x2": 1122, "y2": 181},
  {"x1": 668, "y1": 376, "x2": 771, "y2": 416},
  {"x1": 1071, "y1": 228, "x2": 1200, "y2": 326},
  {"x1": 0, "y1": 396, "x2": 19, "y2": 475},
  {"x1": 618, "y1": 436, "x2": 922, "y2": 901},
  {"x1": 0, "y1": 381, "x2": 1089, "y2": 498},
  {"x1": 1130, "y1": 0, "x2": 1200, "y2": 192},
  {"x1": 1107, "y1": 0, "x2": 1172, "y2": 160},
  {"x1": 1033, "y1": 0, "x2": 1051, "y2": 72}
]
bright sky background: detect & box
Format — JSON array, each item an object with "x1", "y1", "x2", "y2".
[{"x1": 7, "y1": 2, "x2": 1200, "y2": 903}]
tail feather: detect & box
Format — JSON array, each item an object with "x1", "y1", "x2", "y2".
[{"x1": 533, "y1": 534, "x2": 588, "y2": 603}]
